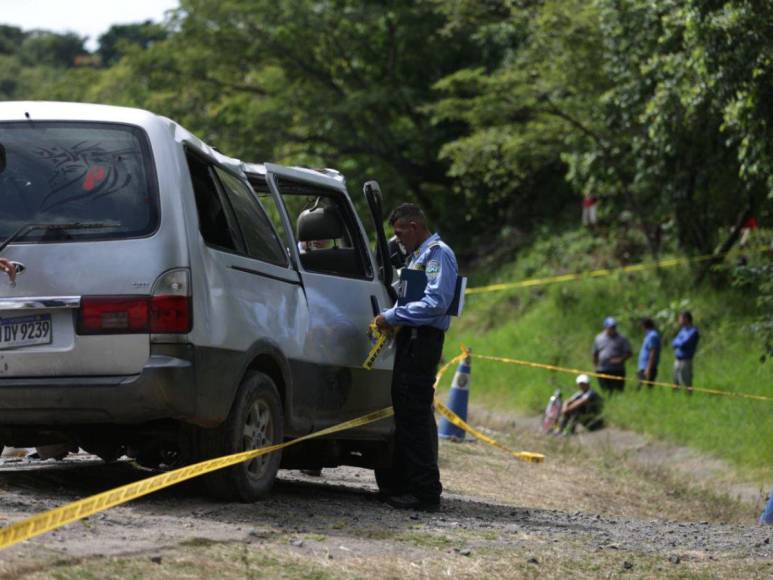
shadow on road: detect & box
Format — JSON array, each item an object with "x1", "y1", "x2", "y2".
[{"x1": 0, "y1": 458, "x2": 599, "y2": 539}]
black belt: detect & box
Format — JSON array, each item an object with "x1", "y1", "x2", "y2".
[{"x1": 403, "y1": 326, "x2": 444, "y2": 339}]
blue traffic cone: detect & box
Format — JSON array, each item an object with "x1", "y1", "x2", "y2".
[
  {"x1": 761, "y1": 486, "x2": 773, "y2": 525},
  {"x1": 438, "y1": 349, "x2": 472, "y2": 441}
]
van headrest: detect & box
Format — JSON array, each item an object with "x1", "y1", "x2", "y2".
[{"x1": 297, "y1": 206, "x2": 345, "y2": 241}]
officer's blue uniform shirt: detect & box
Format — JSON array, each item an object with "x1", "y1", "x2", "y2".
[{"x1": 383, "y1": 233, "x2": 458, "y2": 331}]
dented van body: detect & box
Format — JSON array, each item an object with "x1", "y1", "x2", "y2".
[{"x1": 0, "y1": 101, "x2": 396, "y2": 500}]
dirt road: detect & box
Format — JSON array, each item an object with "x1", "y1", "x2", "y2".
[{"x1": 0, "y1": 412, "x2": 771, "y2": 579}]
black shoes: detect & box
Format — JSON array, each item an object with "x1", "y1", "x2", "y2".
[{"x1": 385, "y1": 493, "x2": 441, "y2": 512}]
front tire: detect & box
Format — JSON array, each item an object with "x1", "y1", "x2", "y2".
[{"x1": 199, "y1": 371, "x2": 284, "y2": 502}]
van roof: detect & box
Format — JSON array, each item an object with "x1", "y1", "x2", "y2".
[
  {"x1": 0, "y1": 101, "x2": 345, "y2": 186},
  {"x1": 242, "y1": 163, "x2": 344, "y2": 184},
  {"x1": 0, "y1": 100, "x2": 243, "y2": 171}
]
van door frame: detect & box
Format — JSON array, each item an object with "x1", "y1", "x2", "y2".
[{"x1": 262, "y1": 163, "x2": 394, "y2": 434}]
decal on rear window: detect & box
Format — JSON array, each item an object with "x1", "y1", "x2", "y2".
[{"x1": 0, "y1": 122, "x2": 158, "y2": 242}]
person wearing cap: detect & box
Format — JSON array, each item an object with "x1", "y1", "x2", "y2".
[
  {"x1": 558, "y1": 374, "x2": 604, "y2": 434},
  {"x1": 592, "y1": 317, "x2": 632, "y2": 394}
]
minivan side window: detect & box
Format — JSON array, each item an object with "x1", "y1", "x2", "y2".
[
  {"x1": 186, "y1": 151, "x2": 239, "y2": 252},
  {"x1": 214, "y1": 168, "x2": 289, "y2": 267},
  {"x1": 275, "y1": 178, "x2": 373, "y2": 280},
  {"x1": 246, "y1": 175, "x2": 294, "y2": 262}
]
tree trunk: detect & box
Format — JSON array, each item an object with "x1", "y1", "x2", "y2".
[{"x1": 695, "y1": 203, "x2": 752, "y2": 283}]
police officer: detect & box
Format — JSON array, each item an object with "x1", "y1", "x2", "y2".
[{"x1": 373, "y1": 203, "x2": 458, "y2": 512}]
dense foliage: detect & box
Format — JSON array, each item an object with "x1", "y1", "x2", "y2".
[
  {"x1": 3, "y1": 1, "x2": 771, "y2": 242},
  {"x1": 1, "y1": 1, "x2": 772, "y2": 351}
]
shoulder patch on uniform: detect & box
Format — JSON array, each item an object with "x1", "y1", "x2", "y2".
[{"x1": 426, "y1": 259, "x2": 441, "y2": 278}]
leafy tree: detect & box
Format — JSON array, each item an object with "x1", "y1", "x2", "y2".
[
  {"x1": 0, "y1": 25, "x2": 26, "y2": 55},
  {"x1": 17, "y1": 30, "x2": 87, "y2": 68},
  {"x1": 87, "y1": 0, "x2": 492, "y2": 245},
  {"x1": 591, "y1": 0, "x2": 773, "y2": 257},
  {"x1": 97, "y1": 21, "x2": 168, "y2": 66},
  {"x1": 430, "y1": 0, "x2": 605, "y2": 242},
  {"x1": 0, "y1": 55, "x2": 22, "y2": 98},
  {"x1": 433, "y1": 0, "x2": 773, "y2": 258}
]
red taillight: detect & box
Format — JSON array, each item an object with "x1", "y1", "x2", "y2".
[
  {"x1": 150, "y1": 295, "x2": 191, "y2": 333},
  {"x1": 78, "y1": 295, "x2": 191, "y2": 334},
  {"x1": 78, "y1": 297, "x2": 149, "y2": 334}
]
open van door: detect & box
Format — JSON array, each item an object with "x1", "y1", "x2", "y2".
[
  {"x1": 362, "y1": 181, "x2": 397, "y2": 303},
  {"x1": 262, "y1": 164, "x2": 394, "y2": 436}
]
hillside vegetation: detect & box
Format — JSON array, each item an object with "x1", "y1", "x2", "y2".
[
  {"x1": 1, "y1": 0, "x2": 771, "y2": 478},
  {"x1": 443, "y1": 228, "x2": 773, "y2": 480}
]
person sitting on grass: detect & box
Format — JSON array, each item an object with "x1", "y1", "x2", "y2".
[{"x1": 558, "y1": 374, "x2": 605, "y2": 435}]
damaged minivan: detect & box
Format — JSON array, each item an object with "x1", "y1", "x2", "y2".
[{"x1": 0, "y1": 101, "x2": 397, "y2": 501}]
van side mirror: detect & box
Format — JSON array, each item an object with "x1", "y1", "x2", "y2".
[
  {"x1": 362, "y1": 180, "x2": 396, "y2": 299},
  {"x1": 363, "y1": 181, "x2": 382, "y2": 205}
]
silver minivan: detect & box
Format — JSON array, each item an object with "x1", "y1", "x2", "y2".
[{"x1": 0, "y1": 101, "x2": 397, "y2": 501}]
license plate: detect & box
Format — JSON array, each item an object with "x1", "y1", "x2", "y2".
[{"x1": 0, "y1": 314, "x2": 53, "y2": 350}]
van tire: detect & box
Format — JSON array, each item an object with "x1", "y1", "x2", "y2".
[
  {"x1": 85, "y1": 445, "x2": 124, "y2": 463},
  {"x1": 199, "y1": 371, "x2": 284, "y2": 502}
]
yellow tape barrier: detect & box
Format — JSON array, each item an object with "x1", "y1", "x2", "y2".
[
  {"x1": 472, "y1": 353, "x2": 773, "y2": 403},
  {"x1": 466, "y1": 253, "x2": 723, "y2": 295},
  {"x1": 0, "y1": 346, "x2": 545, "y2": 551},
  {"x1": 362, "y1": 323, "x2": 394, "y2": 370},
  {"x1": 433, "y1": 398, "x2": 545, "y2": 463},
  {"x1": 0, "y1": 406, "x2": 394, "y2": 551},
  {"x1": 432, "y1": 351, "x2": 545, "y2": 464}
]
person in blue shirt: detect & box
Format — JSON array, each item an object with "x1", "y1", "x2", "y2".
[
  {"x1": 672, "y1": 310, "x2": 700, "y2": 393},
  {"x1": 373, "y1": 203, "x2": 458, "y2": 512},
  {"x1": 637, "y1": 318, "x2": 661, "y2": 387}
]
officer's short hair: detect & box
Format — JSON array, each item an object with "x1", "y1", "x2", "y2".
[
  {"x1": 680, "y1": 310, "x2": 693, "y2": 324},
  {"x1": 389, "y1": 203, "x2": 426, "y2": 227},
  {"x1": 641, "y1": 317, "x2": 655, "y2": 329}
]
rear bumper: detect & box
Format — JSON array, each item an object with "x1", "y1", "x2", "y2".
[{"x1": 0, "y1": 344, "x2": 197, "y2": 425}]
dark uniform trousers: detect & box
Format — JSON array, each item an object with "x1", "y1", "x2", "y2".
[{"x1": 388, "y1": 325, "x2": 444, "y2": 501}]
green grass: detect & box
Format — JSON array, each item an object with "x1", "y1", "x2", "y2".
[{"x1": 443, "y1": 228, "x2": 773, "y2": 479}]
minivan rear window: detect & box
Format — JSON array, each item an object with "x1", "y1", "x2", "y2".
[{"x1": 0, "y1": 122, "x2": 158, "y2": 242}]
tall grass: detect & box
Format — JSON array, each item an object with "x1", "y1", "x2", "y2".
[{"x1": 443, "y1": 230, "x2": 773, "y2": 479}]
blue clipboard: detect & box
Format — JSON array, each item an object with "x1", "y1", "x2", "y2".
[{"x1": 397, "y1": 269, "x2": 466, "y2": 317}]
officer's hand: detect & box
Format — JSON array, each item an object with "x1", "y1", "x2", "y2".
[
  {"x1": 0, "y1": 258, "x2": 16, "y2": 284},
  {"x1": 373, "y1": 314, "x2": 393, "y2": 333}
]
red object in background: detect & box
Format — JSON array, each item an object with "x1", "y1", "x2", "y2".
[
  {"x1": 83, "y1": 165, "x2": 107, "y2": 191},
  {"x1": 743, "y1": 217, "x2": 758, "y2": 230},
  {"x1": 582, "y1": 195, "x2": 598, "y2": 208}
]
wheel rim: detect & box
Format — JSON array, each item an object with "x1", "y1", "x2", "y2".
[{"x1": 242, "y1": 399, "x2": 274, "y2": 479}]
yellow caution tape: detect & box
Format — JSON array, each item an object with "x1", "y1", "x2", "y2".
[
  {"x1": 363, "y1": 325, "x2": 390, "y2": 370},
  {"x1": 465, "y1": 250, "x2": 756, "y2": 295},
  {"x1": 432, "y1": 352, "x2": 466, "y2": 388},
  {"x1": 0, "y1": 406, "x2": 394, "y2": 551},
  {"x1": 432, "y1": 350, "x2": 545, "y2": 464},
  {"x1": 433, "y1": 398, "x2": 544, "y2": 463},
  {"x1": 472, "y1": 353, "x2": 773, "y2": 403}
]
